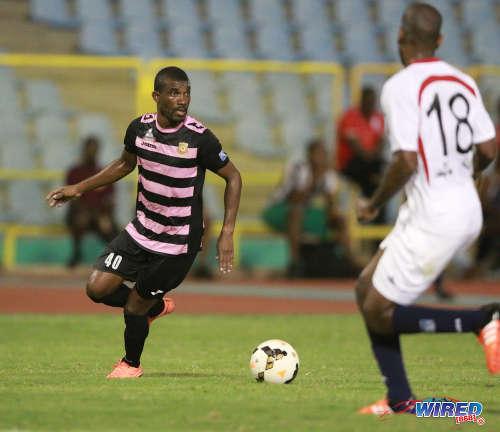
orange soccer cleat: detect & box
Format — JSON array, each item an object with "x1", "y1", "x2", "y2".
[
  {"x1": 106, "y1": 360, "x2": 143, "y2": 378},
  {"x1": 148, "y1": 298, "x2": 175, "y2": 325},
  {"x1": 357, "y1": 397, "x2": 393, "y2": 416},
  {"x1": 478, "y1": 309, "x2": 500, "y2": 374}
]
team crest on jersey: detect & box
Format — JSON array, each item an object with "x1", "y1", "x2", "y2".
[
  {"x1": 177, "y1": 142, "x2": 189, "y2": 155},
  {"x1": 144, "y1": 128, "x2": 155, "y2": 143}
]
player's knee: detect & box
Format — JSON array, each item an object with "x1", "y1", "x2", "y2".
[
  {"x1": 124, "y1": 301, "x2": 148, "y2": 316},
  {"x1": 86, "y1": 271, "x2": 107, "y2": 302}
]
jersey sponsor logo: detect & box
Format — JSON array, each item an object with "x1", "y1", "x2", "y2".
[
  {"x1": 218, "y1": 150, "x2": 227, "y2": 161},
  {"x1": 142, "y1": 129, "x2": 157, "y2": 149},
  {"x1": 177, "y1": 141, "x2": 189, "y2": 155}
]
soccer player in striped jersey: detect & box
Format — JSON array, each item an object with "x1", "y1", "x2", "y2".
[
  {"x1": 354, "y1": 3, "x2": 499, "y2": 415},
  {"x1": 47, "y1": 66, "x2": 242, "y2": 378}
]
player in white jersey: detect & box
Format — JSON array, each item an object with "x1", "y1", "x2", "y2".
[{"x1": 354, "y1": 3, "x2": 499, "y2": 415}]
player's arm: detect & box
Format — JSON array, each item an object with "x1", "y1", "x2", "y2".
[
  {"x1": 214, "y1": 161, "x2": 242, "y2": 273},
  {"x1": 46, "y1": 150, "x2": 137, "y2": 207},
  {"x1": 473, "y1": 138, "x2": 497, "y2": 179},
  {"x1": 357, "y1": 150, "x2": 417, "y2": 222}
]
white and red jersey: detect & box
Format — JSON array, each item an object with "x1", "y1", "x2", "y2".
[{"x1": 381, "y1": 58, "x2": 496, "y2": 233}]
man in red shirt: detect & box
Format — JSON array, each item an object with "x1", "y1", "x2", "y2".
[
  {"x1": 336, "y1": 86, "x2": 385, "y2": 197},
  {"x1": 66, "y1": 136, "x2": 118, "y2": 267}
]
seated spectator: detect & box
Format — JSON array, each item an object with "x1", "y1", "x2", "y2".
[
  {"x1": 65, "y1": 136, "x2": 118, "y2": 267},
  {"x1": 336, "y1": 86, "x2": 385, "y2": 198},
  {"x1": 262, "y1": 139, "x2": 356, "y2": 278}
]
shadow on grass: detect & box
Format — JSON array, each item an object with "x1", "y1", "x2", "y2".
[{"x1": 144, "y1": 372, "x2": 240, "y2": 379}]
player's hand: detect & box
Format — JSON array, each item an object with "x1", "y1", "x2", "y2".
[
  {"x1": 216, "y1": 231, "x2": 234, "y2": 274},
  {"x1": 356, "y1": 197, "x2": 379, "y2": 222},
  {"x1": 46, "y1": 185, "x2": 82, "y2": 207}
]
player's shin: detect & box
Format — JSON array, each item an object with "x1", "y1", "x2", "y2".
[
  {"x1": 367, "y1": 329, "x2": 414, "y2": 405},
  {"x1": 392, "y1": 305, "x2": 489, "y2": 334},
  {"x1": 123, "y1": 313, "x2": 150, "y2": 367}
]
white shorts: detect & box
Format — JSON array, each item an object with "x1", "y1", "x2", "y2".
[{"x1": 372, "y1": 215, "x2": 481, "y2": 306}]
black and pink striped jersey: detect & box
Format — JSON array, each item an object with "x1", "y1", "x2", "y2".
[{"x1": 123, "y1": 112, "x2": 229, "y2": 255}]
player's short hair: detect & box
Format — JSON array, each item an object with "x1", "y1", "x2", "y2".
[
  {"x1": 154, "y1": 67, "x2": 189, "y2": 92},
  {"x1": 402, "y1": 2, "x2": 442, "y2": 47}
]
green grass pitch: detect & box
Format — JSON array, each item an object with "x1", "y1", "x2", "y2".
[{"x1": 0, "y1": 314, "x2": 498, "y2": 431}]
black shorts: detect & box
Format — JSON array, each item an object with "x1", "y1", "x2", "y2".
[{"x1": 94, "y1": 230, "x2": 197, "y2": 299}]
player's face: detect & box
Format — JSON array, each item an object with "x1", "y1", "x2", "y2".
[{"x1": 154, "y1": 79, "x2": 191, "y2": 125}]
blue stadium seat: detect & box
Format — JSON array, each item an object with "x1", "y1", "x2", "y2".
[
  {"x1": 35, "y1": 114, "x2": 76, "y2": 170},
  {"x1": 470, "y1": 20, "x2": 500, "y2": 64},
  {"x1": 461, "y1": 0, "x2": 495, "y2": 29},
  {"x1": 291, "y1": 0, "x2": 329, "y2": 28},
  {"x1": 281, "y1": 116, "x2": 316, "y2": 155},
  {"x1": 0, "y1": 68, "x2": 21, "y2": 116},
  {"x1": 343, "y1": 24, "x2": 385, "y2": 63},
  {"x1": 225, "y1": 72, "x2": 263, "y2": 118},
  {"x1": 115, "y1": 181, "x2": 136, "y2": 227},
  {"x1": 206, "y1": 0, "x2": 242, "y2": 24},
  {"x1": 162, "y1": 0, "x2": 201, "y2": 27},
  {"x1": 266, "y1": 74, "x2": 309, "y2": 119},
  {"x1": 437, "y1": 21, "x2": 470, "y2": 66},
  {"x1": 8, "y1": 180, "x2": 61, "y2": 224},
  {"x1": 236, "y1": 115, "x2": 281, "y2": 157},
  {"x1": 1, "y1": 135, "x2": 35, "y2": 170},
  {"x1": 255, "y1": 24, "x2": 296, "y2": 61},
  {"x1": 30, "y1": 0, "x2": 78, "y2": 27},
  {"x1": 80, "y1": 21, "x2": 121, "y2": 55},
  {"x1": 309, "y1": 74, "x2": 333, "y2": 120},
  {"x1": 120, "y1": 0, "x2": 155, "y2": 24},
  {"x1": 335, "y1": 0, "x2": 371, "y2": 26},
  {"x1": 124, "y1": 23, "x2": 165, "y2": 58},
  {"x1": 76, "y1": 0, "x2": 113, "y2": 22},
  {"x1": 24, "y1": 80, "x2": 65, "y2": 115},
  {"x1": 377, "y1": 0, "x2": 409, "y2": 27},
  {"x1": 168, "y1": 24, "x2": 208, "y2": 58},
  {"x1": 186, "y1": 71, "x2": 226, "y2": 122},
  {"x1": 384, "y1": 24, "x2": 401, "y2": 61},
  {"x1": 300, "y1": 24, "x2": 341, "y2": 62},
  {"x1": 249, "y1": 0, "x2": 285, "y2": 25},
  {"x1": 212, "y1": 25, "x2": 252, "y2": 59}
]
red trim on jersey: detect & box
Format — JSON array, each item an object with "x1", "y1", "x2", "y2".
[
  {"x1": 418, "y1": 75, "x2": 476, "y2": 104},
  {"x1": 409, "y1": 57, "x2": 441, "y2": 64},
  {"x1": 418, "y1": 136, "x2": 430, "y2": 183}
]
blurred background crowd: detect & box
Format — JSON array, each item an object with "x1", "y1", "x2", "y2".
[{"x1": 0, "y1": 0, "x2": 499, "y2": 285}]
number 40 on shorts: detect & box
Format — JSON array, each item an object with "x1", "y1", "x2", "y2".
[{"x1": 104, "y1": 253, "x2": 122, "y2": 270}]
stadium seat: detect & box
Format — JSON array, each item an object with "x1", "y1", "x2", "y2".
[
  {"x1": 470, "y1": 20, "x2": 500, "y2": 64},
  {"x1": 235, "y1": 114, "x2": 281, "y2": 157},
  {"x1": 343, "y1": 23, "x2": 385, "y2": 63},
  {"x1": 384, "y1": 24, "x2": 401, "y2": 62},
  {"x1": 291, "y1": 0, "x2": 329, "y2": 28},
  {"x1": 35, "y1": 113, "x2": 76, "y2": 170},
  {"x1": 7, "y1": 180, "x2": 59, "y2": 224},
  {"x1": 309, "y1": 74, "x2": 334, "y2": 120},
  {"x1": 248, "y1": 0, "x2": 286, "y2": 25},
  {"x1": 300, "y1": 24, "x2": 341, "y2": 62},
  {"x1": 75, "y1": 0, "x2": 114, "y2": 22},
  {"x1": 461, "y1": 0, "x2": 495, "y2": 29},
  {"x1": 120, "y1": 0, "x2": 155, "y2": 24},
  {"x1": 24, "y1": 80, "x2": 65, "y2": 115},
  {"x1": 266, "y1": 73, "x2": 309, "y2": 119},
  {"x1": 0, "y1": 68, "x2": 21, "y2": 116},
  {"x1": 255, "y1": 24, "x2": 296, "y2": 61},
  {"x1": 377, "y1": 0, "x2": 409, "y2": 27},
  {"x1": 0, "y1": 112, "x2": 33, "y2": 169},
  {"x1": 168, "y1": 23, "x2": 208, "y2": 58},
  {"x1": 334, "y1": 0, "x2": 371, "y2": 26},
  {"x1": 124, "y1": 22, "x2": 165, "y2": 58},
  {"x1": 115, "y1": 181, "x2": 136, "y2": 227},
  {"x1": 206, "y1": 0, "x2": 242, "y2": 24},
  {"x1": 225, "y1": 72, "x2": 263, "y2": 118},
  {"x1": 80, "y1": 21, "x2": 121, "y2": 55},
  {"x1": 437, "y1": 21, "x2": 470, "y2": 66},
  {"x1": 186, "y1": 71, "x2": 226, "y2": 122},
  {"x1": 281, "y1": 115, "x2": 316, "y2": 155},
  {"x1": 76, "y1": 113, "x2": 117, "y2": 165},
  {"x1": 162, "y1": 0, "x2": 201, "y2": 27},
  {"x1": 212, "y1": 25, "x2": 253, "y2": 59},
  {"x1": 29, "y1": 0, "x2": 78, "y2": 28}
]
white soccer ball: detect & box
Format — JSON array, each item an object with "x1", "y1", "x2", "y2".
[{"x1": 249, "y1": 339, "x2": 299, "y2": 384}]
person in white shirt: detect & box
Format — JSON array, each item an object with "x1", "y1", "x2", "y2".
[{"x1": 355, "y1": 2, "x2": 499, "y2": 415}]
